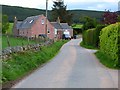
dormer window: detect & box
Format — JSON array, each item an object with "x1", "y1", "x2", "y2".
[
  {"x1": 41, "y1": 19, "x2": 44, "y2": 24},
  {"x1": 29, "y1": 20, "x2": 34, "y2": 23}
]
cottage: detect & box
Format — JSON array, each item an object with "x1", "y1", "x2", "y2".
[
  {"x1": 13, "y1": 15, "x2": 54, "y2": 39},
  {"x1": 51, "y1": 22, "x2": 73, "y2": 39}
]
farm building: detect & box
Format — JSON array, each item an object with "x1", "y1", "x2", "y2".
[
  {"x1": 13, "y1": 15, "x2": 73, "y2": 39},
  {"x1": 13, "y1": 15, "x2": 54, "y2": 39},
  {"x1": 51, "y1": 22, "x2": 73, "y2": 39}
]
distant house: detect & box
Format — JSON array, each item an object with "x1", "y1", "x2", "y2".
[
  {"x1": 51, "y1": 21, "x2": 73, "y2": 39},
  {"x1": 13, "y1": 15, "x2": 73, "y2": 40},
  {"x1": 13, "y1": 15, "x2": 54, "y2": 39}
]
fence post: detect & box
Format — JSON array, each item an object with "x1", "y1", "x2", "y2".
[
  {"x1": 35, "y1": 35, "x2": 37, "y2": 44},
  {"x1": 6, "y1": 34, "x2": 11, "y2": 47},
  {"x1": 27, "y1": 36, "x2": 29, "y2": 45}
]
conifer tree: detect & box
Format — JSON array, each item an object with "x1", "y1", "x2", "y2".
[{"x1": 51, "y1": 1, "x2": 73, "y2": 25}]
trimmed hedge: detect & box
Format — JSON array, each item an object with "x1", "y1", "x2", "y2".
[
  {"x1": 99, "y1": 23, "x2": 120, "y2": 67},
  {"x1": 94, "y1": 24, "x2": 106, "y2": 47},
  {"x1": 82, "y1": 24, "x2": 106, "y2": 48},
  {"x1": 82, "y1": 28, "x2": 96, "y2": 47}
]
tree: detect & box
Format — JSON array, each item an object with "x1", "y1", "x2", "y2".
[
  {"x1": 103, "y1": 10, "x2": 118, "y2": 24},
  {"x1": 51, "y1": 1, "x2": 73, "y2": 25},
  {"x1": 82, "y1": 16, "x2": 98, "y2": 31},
  {"x1": 2, "y1": 15, "x2": 9, "y2": 34},
  {"x1": 117, "y1": 15, "x2": 120, "y2": 22}
]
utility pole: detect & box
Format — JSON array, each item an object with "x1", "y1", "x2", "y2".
[{"x1": 46, "y1": 0, "x2": 48, "y2": 37}]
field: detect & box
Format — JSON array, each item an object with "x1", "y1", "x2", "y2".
[
  {"x1": 72, "y1": 24, "x2": 83, "y2": 29},
  {"x1": 2, "y1": 35, "x2": 36, "y2": 49},
  {"x1": 2, "y1": 23, "x2": 37, "y2": 49},
  {"x1": 7, "y1": 23, "x2": 13, "y2": 34}
]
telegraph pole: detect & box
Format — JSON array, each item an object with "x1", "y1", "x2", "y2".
[{"x1": 46, "y1": 0, "x2": 48, "y2": 37}]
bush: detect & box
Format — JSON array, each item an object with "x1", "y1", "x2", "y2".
[
  {"x1": 82, "y1": 24, "x2": 107, "y2": 48},
  {"x1": 99, "y1": 23, "x2": 120, "y2": 68},
  {"x1": 94, "y1": 24, "x2": 107, "y2": 47},
  {"x1": 82, "y1": 16, "x2": 98, "y2": 31},
  {"x1": 2, "y1": 15, "x2": 9, "y2": 34},
  {"x1": 82, "y1": 28, "x2": 96, "y2": 47}
]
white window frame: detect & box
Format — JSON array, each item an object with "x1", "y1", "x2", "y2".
[{"x1": 41, "y1": 19, "x2": 44, "y2": 24}]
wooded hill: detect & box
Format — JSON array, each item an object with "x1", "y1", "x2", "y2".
[{"x1": 2, "y1": 5, "x2": 105, "y2": 23}]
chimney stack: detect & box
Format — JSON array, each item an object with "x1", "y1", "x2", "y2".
[{"x1": 57, "y1": 17, "x2": 60, "y2": 23}]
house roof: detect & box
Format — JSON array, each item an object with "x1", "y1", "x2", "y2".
[
  {"x1": 16, "y1": 21, "x2": 22, "y2": 29},
  {"x1": 51, "y1": 22, "x2": 62, "y2": 29},
  {"x1": 16, "y1": 15, "x2": 41, "y2": 29},
  {"x1": 60, "y1": 23, "x2": 72, "y2": 29},
  {"x1": 51, "y1": 22, "x2": 73, "y2": 30}
]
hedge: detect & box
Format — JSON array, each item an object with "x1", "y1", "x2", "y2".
[
  {"x1": 99, "y1": 23, "x2": 120, "y2": 67},
  {"x1": 94, "y1": 24, "x2": 106, "y2": 47},
  {"x1": 82, "y1": 24, "x2": 106, "y2": 48},
  {"x1": 82, "y1": 28, "x2": 96, "y2": 47}
]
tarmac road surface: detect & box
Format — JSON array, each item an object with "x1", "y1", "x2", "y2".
[{"x1": 12, "y1": 39, "x2": 118, "y2": 88}]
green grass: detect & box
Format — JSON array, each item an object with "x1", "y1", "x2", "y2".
[
  {"x1": 2, "y1": 40, "x2": 68, "y2": 84},
  {"x1": 95, "y1": 51, "x2": 119, "y2": 69},
  {"x1": 7, "y1": 23, "x2": 13, "y2": 34},
  {"x1": 80, "y1": 41, "x2": 119, "y2": 69},
  {"x1": 80, "y1": 41, "x2": 98, "y2": 50},
  {"x1": 72, "y1": 24, "x2": 83, "y2": 29},
  {"x1": 2, "y1": 35, "x2": 36, "y2": 49}
]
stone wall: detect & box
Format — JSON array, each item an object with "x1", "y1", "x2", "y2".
[{"x1": 1, "y1": 40, "x2": 54, "y2": 60}]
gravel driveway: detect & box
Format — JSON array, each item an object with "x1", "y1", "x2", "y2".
[{"x1": 12, "y1": 39, "x2": 118, "y2": 88}]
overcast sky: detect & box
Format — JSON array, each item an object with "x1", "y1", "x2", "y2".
[{"x1": 0, "y1": 0, "x2": 119, "y2": 11}]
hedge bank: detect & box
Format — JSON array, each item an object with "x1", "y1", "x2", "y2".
[
  {"x1": 99, "y1": 23, "x2": 120, "y2": 67},
  {"x1": 82, "y1": 24, "x2": 106, "y2": 48},
  {"x1": 82, "y1": 28, "x2": 96, "y2": 47}
]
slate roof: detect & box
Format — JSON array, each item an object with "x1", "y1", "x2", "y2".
[
  {"x1": 51, "y1": 22, "x2": 73, "y2": 30},
  {"x1": 51, "y1": 22, "x2": 62, "y2": 29},
  {"x1": 60, "y1": 23, "x2": 72, "y2": 29},
  {"x1": 16, "y1": 22, "x2": 22, "y2": 29},
  {"x1": 16, "y1": 15, "x2": 40, "y2": 29}
]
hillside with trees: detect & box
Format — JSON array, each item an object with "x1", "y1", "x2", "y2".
[{"x1": 2, "y1": 5, "x2": 105, "y2": 23}]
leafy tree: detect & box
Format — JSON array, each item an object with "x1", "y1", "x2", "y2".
[
  {"x1": 103, "y1": 10, "x2": 118, "y2": 24},
  {"x1": 117, "y1": 15, "x2": 120, "y2": 22},
  {"x1": 51, "y1": 1, "x2": 73, "y2": 25},
  {"x1": 2, "y1": 15, "x2": 9, "y2": 34},
  {"x1": 82, "y1": 16, "x2": 98, "y2": 31}
]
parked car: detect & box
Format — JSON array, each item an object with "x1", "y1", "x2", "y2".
[
  {"x1": 62, "y1": 34, "x2": 71, "y2": 40},
  {"x1": 39, "y1": 34, "x2": 47, "y2": 38}
]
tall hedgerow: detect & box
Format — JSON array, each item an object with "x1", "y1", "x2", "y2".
[
  {"x1": 82, "y1": 28, "x2": 96, "y2": 47},
  {"x1": 99, "y1": 23, "x2": 120, "y2": 67}
]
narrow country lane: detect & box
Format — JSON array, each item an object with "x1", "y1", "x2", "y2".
[{"x1": 12, "y1": 39, "x2": 118, "y2": 88}]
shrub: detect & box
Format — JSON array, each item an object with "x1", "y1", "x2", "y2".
[
  {"x1": 82, "y1": 24, "x2": 107, "y2": 48},
  {"x1": 82, "y1": 28, "x2": 96, "y2": 47},
  {"x1": 99, "y1": 23, "x2": 120, "y2": 67},
  {"x1": 82, "y1": 16, "x2": 98, "y2": 31},
  {"x1": 94, "y1": 24, "x2": 107, "y2": 47}
]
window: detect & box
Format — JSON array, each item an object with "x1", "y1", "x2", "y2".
[
  {"x1": 29, "y1": 20, "x2": 34, "y2": 23},
  {"x1": 41, "y1": 19, "x2": 44, "y2": 24}
]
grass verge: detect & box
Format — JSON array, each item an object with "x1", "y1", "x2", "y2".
[
  {"x1": 95, "y1": 51, "x2": 119, "y2": 69},
  {"x1": 80, "y1": 41, "x2": 98, "y2": 50},
  {"x1": 2, "y1": 40, "x2": 68, "y2": 86},
  {"x1": 80, "y1": 41, "x2": 119, "y2": 69}
]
